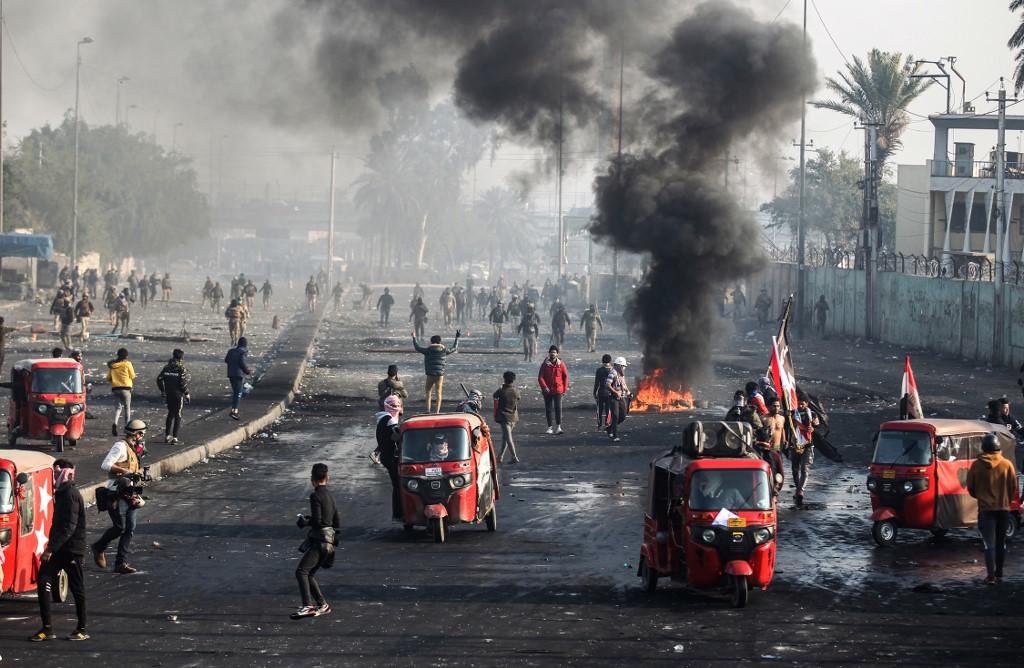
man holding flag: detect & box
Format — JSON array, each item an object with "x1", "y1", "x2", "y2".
[{"x1": 900, "y1": 356, "x2": 922, "y2": 420}]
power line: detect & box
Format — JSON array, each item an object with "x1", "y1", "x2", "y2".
[
  {"x1": 809, "y1": 0, "x2": 850, "y2": 66},
  {"x1": 771, "y1": 0, "x2": 793, "y2": 23},
  {"x1": 2, "y1": 16, "x2": 72, "y2": 93}
]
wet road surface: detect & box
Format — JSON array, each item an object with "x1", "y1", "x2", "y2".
[{"x1": 1, "y1": 295, "x2": 1023, "y2": 666}]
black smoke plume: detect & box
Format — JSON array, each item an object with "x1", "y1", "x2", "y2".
[{"x1": 589, "y1": 2, "x2": 816, "y2": 384}]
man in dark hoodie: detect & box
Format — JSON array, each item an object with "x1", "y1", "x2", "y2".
[
  {"x1": 413, "y1": 331, "x2": 459, "y2": 414},
  {"x1": 157, "y1": 349, "x2": 192, "y2": 444},
  {"x1": 292, "y1": 463, "x2": 339, "y2": 619},
  {"x1": 30, "y1": 459, "x2": 88, "y2": 642},
  {"x1": 225, "y1": 337, "x2": 253, "y2": 420},
  {"x1": 966, "y1": 433, "x2": 1019, "y2": 584}
]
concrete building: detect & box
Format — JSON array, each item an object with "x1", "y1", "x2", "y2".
[{"x1": 895, "y1": 113, "x2": 1024, "y2": 260}]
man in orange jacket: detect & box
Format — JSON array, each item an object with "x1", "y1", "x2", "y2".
[{"x1": 966, "y1": 433, "x2": 1020, "y2": 584}]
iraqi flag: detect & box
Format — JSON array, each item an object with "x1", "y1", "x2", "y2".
[
  {"x1": 770, "y1": 335, "x2": 798, "y2": 411},
  {"x1": 900, "y1": 355, "x2": 922, "y2": 419}
]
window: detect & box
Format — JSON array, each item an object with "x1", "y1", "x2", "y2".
[
  {"x1": 18, "y1": 479, "x2": 34, "y2": 536},
  {"x1": 401, "y1": 427, "x2": 471, "y2": 463},
  {"x1": 873, "y1": 431, "x2": 932, "y2": 465},
  {"x1": 949, "y1": 203, "x2": 988, "y2": 233},
  {"x1": 0, "y1": 471, "x2": 13, "y2": 514},
  {"x1": 31, "y1": 368, "x2": 83, "y2": 394},
  {"x1": 688, "y1": 469, "x2": 772, "y2": 511}
]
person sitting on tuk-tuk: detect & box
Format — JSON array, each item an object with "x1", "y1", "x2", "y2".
[
  {"x1": 428, "y1": 433, "x2": 451, "y2": 462},
  {"x1": 694, "y1": 474, "x2": 747, "y2": 511}
]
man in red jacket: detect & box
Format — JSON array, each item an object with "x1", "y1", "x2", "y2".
[{"x1": 538, "y1": 345, "x2": 569, "y2": 434}]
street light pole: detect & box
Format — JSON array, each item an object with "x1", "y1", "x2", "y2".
[
  {"x1": 327, "y1": 150, "x2": 337, "y2": 289},
  {"x1": 72, "y1": 36, "x2": 94, "y2": 266},
  {"x1": 115, "y1": 76, "x2": 128, "y2": 125},
  {"x1": 795, "y1": 0, "x2": 807, "y2": 338},
  {"x1": 171, "y1": 122, "x2": 183, "y2": 153}
]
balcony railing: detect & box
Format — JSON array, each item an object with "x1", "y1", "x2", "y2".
[{"x1": 932, "y1": 160, "x2": 1024, "y2": 179}]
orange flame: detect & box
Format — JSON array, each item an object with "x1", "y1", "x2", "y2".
[{"x1": 632, "y1": 369, "x2": 694, "y2": 412}]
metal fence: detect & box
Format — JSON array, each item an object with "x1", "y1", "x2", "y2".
[{"x1": 767, "y1": 246, "x2": 1024, "y2": 285}]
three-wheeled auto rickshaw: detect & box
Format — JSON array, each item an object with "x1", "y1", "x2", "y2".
[
  {"x1": 638, "y1": 421, "x2": 777, "y2": 608},
  {"x1": 398, "y1": 412, "x2": 499, "y2": 543},
  {"x1": 867, "y1": 418, "x2": 1022, "y2": 546},
  {"x1": 6, "y1": 359, "x2": 86, "y2": 452},
  {"x1": 0, "y1": 449, "x2": 69, "y2": 602}
]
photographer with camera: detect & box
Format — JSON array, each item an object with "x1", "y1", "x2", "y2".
[
  {"x1": 291, "y1": 463, "x2": 339, "y2": 619},
  {"x1": 92, "y1": 419, "x2": 150, "y2": 575}
]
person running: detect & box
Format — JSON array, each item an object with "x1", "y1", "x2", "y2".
[
  {"x1": 593, "y1": 354, "x2": 613, "y2": 431},
  {"x1": 377, "y1": 364, "x2": 409, "y2": 410},
  {"x1": 413, "y1": 331, "x2": 460, "y2": 414},
  {"x1": 92, "y1": 419, "x2": 148, "y2": 575},
  {"x1": 517, "y1": 303, "x2": 541, "y2": 362},
  {"x1": 291, "y1": 463, "x2": 339, "y2": 619},
  {"x1": 376, "y1": 287, "x2": 395, "y2": 327},
  {"x1": 488, "y1": 300, "x2": 508, "y2": 348},
  {"x1": 261, "y1": 280, "x2": 273, "y2": 310},
  {"x1": 156, "y1": 349, "x2": 191, "y2": 445},
  {"x1": 74, "y1": 294, "x2": 94, "y2": 342},
  {"x1": 579, "y1": 304, "x2": 603, "y2": 353},
  {"x1": 225, "y1": 299, "x2": 246, "y2": 346},
  {"x1": 30, "y1": 459, "x2": 88, "y2": 642},
  {"x1": 107, "y1": 348, "x2": 136, "y2": 436},
  {"x1": 225, "y1": 337, "x2": 253, "y2": 420},
  {"x1": 409, "y1": 298, "x2": 429, "y2": 341},
  {"x1": 493, "y1": 371, "x2": 521, "y2": 464},
  {"x1": 550, "y1": 303, "x2": 571, "y2": 349},
  {"x1": 966, "y1": 433, "x2": 1019, "y2": 584},
  {"x1": 201, "y1": 276, "x2": 214, "y2": 307},
  {"x1": 538, "y1": 346, "x2": 569, "y2": 435},
  {"x1": 112, "y1": 289, "x2": 132, "y2": 335},
  {"x1": 604, "y1": 357, "x2": 630, "y2": 442},
  {"x1": 373, "y1": 395, "x2": 404, "y2": 519}
]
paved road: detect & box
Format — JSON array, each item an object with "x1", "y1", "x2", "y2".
[{"x1": 1, "y1": 291, "x2": 1022, "y2": 666}]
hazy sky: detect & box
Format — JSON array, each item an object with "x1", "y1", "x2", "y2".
[{"x1": 1, "y1": 1, "x2": 1020, "y2": 209}]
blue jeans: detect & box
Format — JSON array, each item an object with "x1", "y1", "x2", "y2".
[
  {"x1": 95, "y1": 499, "x2": 138, "y2": 566},
  {"x1": 229, "y1": 376, "x2": 244, "y2": 410},
  {"x1": 978, "y1": 510, "x2": 1009, "y2": 577}
]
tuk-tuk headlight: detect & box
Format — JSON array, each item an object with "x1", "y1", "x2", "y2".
[
  {"x1": 69, "y1": 403, "x2": 83, "y2": 415},
  {"x1": 0, "y1": 527, "x2": 11, "y2": 546},
  {"x1": 866, "y1": 479, "x2": 877, "y2": 492},
  {"x1": 406, "y1": 479, "x2": 419, "y2": 491},
  {"x1": 753, "y1": 527, "x2": 774, "y2": 545},
  {"x1": 700, "y1": 528, "x2": 717, "y2": 544},
  {"x1": 450, "y1": 473, "x2": 473, "y2": 489},
  {"x1": 902, "y1": 480, "x2": 914, "y2": 493},
  {"x1": 35, "y1": 403, "x2": 49, "y2": 414}
]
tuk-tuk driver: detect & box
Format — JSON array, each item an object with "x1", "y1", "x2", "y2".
[
  {"x1": 696, "y1": 474, "x2": 747, "y2": 510},
  {"x1": 428, "y1": 433, "x2": 451, "y2": 462}
]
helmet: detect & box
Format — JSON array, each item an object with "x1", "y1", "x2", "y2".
[
  {"x1": 613, "y1": 356, "x2": 628, "y2": 367},
  {"x1": 982, "y1": 433, "x2": 1000, "y2": 452},
  {"x1": 125, "y1": 419, "x2": 147, "y2": 434}
]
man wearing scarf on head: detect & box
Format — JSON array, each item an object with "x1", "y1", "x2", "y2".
[
  {"x1": 30, "y1": 459, "x2": 89, "y2": 642},
  {"x1": 374, "y1": 395, "x2": 404, "y2": 520}
]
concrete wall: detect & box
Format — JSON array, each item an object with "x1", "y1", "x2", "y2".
[{"x1": 752, "y1": 261, "x2": 1024, "y2": 369}]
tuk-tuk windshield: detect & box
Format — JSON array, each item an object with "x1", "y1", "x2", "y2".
[
  {"x1": 0, "y1": 470, "x2": 13, "y2": 514},
  {"x1": 873, "y1": 430, "x2": 932, "y2": 466},
  {"x1": 31, "y1": 368, "x2": 82, "y2": 394},
  {"x1": 689, "y1": 469, "x2": 772, "y2": 511},
  {"x1": 402, "y1": 427, "x2": 471, "y2": 463}
]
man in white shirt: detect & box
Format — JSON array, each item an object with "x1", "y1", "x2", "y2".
[{"x1": 92, "y1": 419, "x2": 147, "y2": 574}]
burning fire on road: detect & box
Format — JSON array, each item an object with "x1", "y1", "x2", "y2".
[{"x1": 632, "y1": 369, "x2": 694, "y2": 412}]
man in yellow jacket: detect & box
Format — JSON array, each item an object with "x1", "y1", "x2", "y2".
[
  {"x1": 107, "y1": 348, "x2": 137, "y2": 436},
  {"x1": 966, "y1": 433, "x2": 1020, "y2": 584}
]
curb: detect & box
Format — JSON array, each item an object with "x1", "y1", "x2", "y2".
[{"x1": 77, "y1": 311, "x2": 323, "y2": 505}]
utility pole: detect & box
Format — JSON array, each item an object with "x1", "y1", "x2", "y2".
[
  {"x1": 71, "y1": 36, "x2": 94, "y2": 266},
  {"x1": 611, "y1": 41, "x2": 624, "y2": 313},
  {"x1": 327, "y1": 149, "x2": 336, "y2": 290},
  {"x1": 1, "y1": 0, "x2": 5, "y2": 237},
  {"x1": 989, "y1": 79, "x2": 1018, "y2": 364},
  {"x1": 115, "y1": 76, "x2": 128, "y2": 125},
  {"x1": 795, "y1": 0, "x2": 808, "y2": 338},
  {"x1": 556, "y1": 80, "x2": 565, "y2": 279},
  {"x1": 171, "y1": 122, "x2": 183, "y2": 153},
  {"x1": 856, "y1": 120, "x2": 882, "y2": 340}
]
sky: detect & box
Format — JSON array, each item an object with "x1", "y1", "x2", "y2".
[{"x1": 1, "y1": 0, "x2": 1021, "y2": 213}]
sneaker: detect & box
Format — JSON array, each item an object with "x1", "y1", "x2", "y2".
[
  {"x1": 229, "y1": 411, "x2": 240, "y2": 421},
  {"x1": 610, "y1": 435, "x2": 621, "y2": 442},
  {"x1": 555, "y1": 426, "x2": 564, "y2": 435},
  {"x1": 369, "y1": 451, "x2": 381, "y2": 465},
  {"x1": 510, "y1": 458, "x2": 520, "y2": 464},
  {"x1": 91, "y1": 545, "x2": 107, "y2": 569},
  {"x1": 29, "y1": 629, "x2": 55, "y2": 642},
  {"x1": 984, "y1": 575, "x2": 997, "y2": 585},
  {"x1": 545, "y1": 427, "x2": 554, "y2": 435},
  {"x1": 67, "y1": 629, "x2": 90, "y2": 641},
  {"x1": 114, "y1": 563, "x2": 138, "y2": 574},
  {"x1": 290, "y1": 605, "x2": 319, "y2": 619},
  {"x1": 111, "y1": 424, "x2": 118, "y2": 437},
  {"x1": 316, "y1": 602, "x2": 332, "y2": 616},
  {"x1": 164, "y1": 436, "x2": 173, "y2": 444}
]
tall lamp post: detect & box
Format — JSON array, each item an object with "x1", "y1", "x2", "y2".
[
  {"x1": 115, "y1": 75, "x2": 128, "y2": 125},
  {"x1": 72, "y1": 36, "x2": 94, "y2": 266},
  {"x1": 171, "y1": 122, "x2": 184, "y2": 153}
]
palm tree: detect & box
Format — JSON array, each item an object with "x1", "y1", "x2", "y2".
[
  {"x1": 1010, "y1": 1, "x2": 1024, "y2": 93},
  {"x1": 352, "y1": 137, "x2": 419, "y2": 271},
  {"x1": 813, "y1": 49, "x2": 932, "y2": 167},
  {"x1": 474, "y1": 187, "x2": 533, "y2": 275}
]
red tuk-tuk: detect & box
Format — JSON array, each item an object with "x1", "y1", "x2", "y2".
[
  {"x1": 6, "y1": 359, "x2": 86, "y2": 452},
  {"x1": 639, "y1": 422, "x2": 777, "y2": 607},
  {"x1": 0, "y1": 449, "x2": 69, "y2": 601},
  {"x1": 398, "y1": 412, "x2": 499, "y2": 543},
  {"x1": 868, "y1": 418, "x2": 1022, "y2": 546}
]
